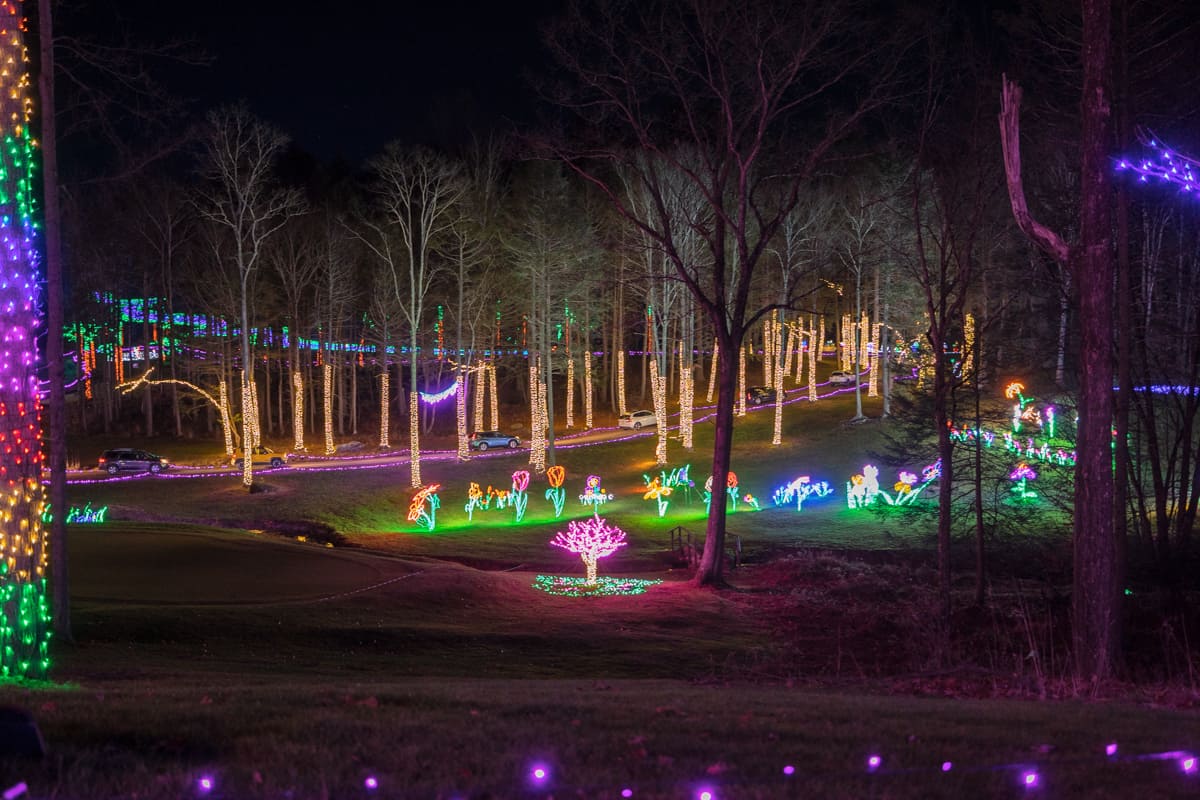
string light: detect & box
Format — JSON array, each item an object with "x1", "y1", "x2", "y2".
[
  {"x1": 1010, "y1": 462, "x2": 1038, "y2": 500},
  {"x1": 418, "y1": 382, "x2": 457, "y2": 404},
  {"x1": 0, "y1": 0, "x2": 51, "y2": 679},
  {"x1": 583, "y1": 350, "x2": 594, "y2": 429},
  {"x1": 488, "y1": 361, "x2": 499, "y2": 431},
  {"x1": 1115, "y1": 131, "x2": 1200, "y2": 195},
  {"x1": 293, "y1": 371, "x2": 305, "y2": 452},
  {"x1": 219, "y1": 379, "x2": 234, "y2": 456},
  {"x1": 772, "y1": 320, "x2": 784, "y2": 446},
  {"x1": 617, "y1": 351, "x2": 627, "y2": 417},
  {"x1": 848, "y1": 460, "x2": 941, "y2": 508},
  {"x1": 408, "y1": 390, "x2": 422, "y2": 487},
  {"x1": 472, "y1": 359, "x2": 486, "y2": 433},
  {"x1": 782, "y1": 319, "x2": 796, "y2": 382},
  {"x1": 680, "y1": 361, "x2": 694, "y2": 450},
  {"x1": 736, "y1": 345, "x2": 746, "y2": 417},
  {"x1": 962, "y1": 313, "x2": 975, "y2": 385},
  {"x1": 565, "y1": 357, "x2": 575, "y2": 428},
  {"x1": 549, "y1": 515, "x2": 627, "y2": 585},
  {"x1": 323, "y1": 363, "x2": 334, "y2": 456},
  {"x1": 868, "y1": 321, "x2": 881, "y2": 398},
  {"x1": 532, "y1": 574, "x2": 662, "y2": 596},
  {"x1": 529, "y1": 357, "x2": 547, "y2": 472},
  {"x1": 117, "y1": 368, "x2": 235, "y2": 456},
  {"x1": 247, "y1": 375, "x2": 261, "y2": 448},
  {"x1": 706, "y1": 343, "x2": 718, "y2": 403},
  {"x1": 240, "y1": 375, "x2": 253, "y2": 487},
  {"x1": 378, "y1": 370, "x2": 389, "y2": 449},
  {"x1": 807, "y1": 327, "x2": 818, "y2": 402},
  {"x1": 650, "y1": 358, "x2": 667, "y2": 465},
  {"x1": 456, "y1": 372, "x2": 469, "y2": 461}
]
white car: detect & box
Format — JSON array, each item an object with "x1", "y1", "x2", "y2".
[
  {"x1": 618, "y1": 409, "x2": 657, "y2": 430},
  {"x1": 829, "y1": 371, "x2": 856, "y2": 385}
]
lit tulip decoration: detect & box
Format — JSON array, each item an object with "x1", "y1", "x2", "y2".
[
  {"x1": 511, "y1": 470, "x2": 531, "y2": 522},
  {"x1": 545, "y1": 465, "x2": 567, "y2": 518},
  {"x1": 579, "y1": 474, "x2": 613, "y2": 516},
  {"x1": 464, "y1": 482, "x2": 488, "y2": 521}
]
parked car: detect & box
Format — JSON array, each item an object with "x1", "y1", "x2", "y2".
[
  {"x1": 232, "y1": 445, "x2": 288, "y2": 470},
  {"x1": 618, "y1": 409, "x2": 657, "y2": 430},
  {"x1": 829, "y1": 371, "x2": 857, "y2": 385},
  {"x1": 470, "y1": 431, "x2": 521, "y2": 451},
  {"x1": 747, "y1": 385, "x2": 777, "y2": 405},
  {"x1": 98, "y1": 448, "x2": 169, "y2": 475}
]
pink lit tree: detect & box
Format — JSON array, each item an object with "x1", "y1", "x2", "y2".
[{"x1": 550, "y1": 516, "x2": 627, "y2": 585}]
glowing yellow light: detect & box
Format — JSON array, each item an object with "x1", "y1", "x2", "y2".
[
  {"x1": 119, "y1": 367, "x2": 235, "y2": 456},
  {"x1": 583, "y1": 350, "x2": 594, "y2": 429},
  {"x1": 782, "y1": 320, "x2": 796, "y2": 383},
  {"x1": 241, "y1": 375, "x2": 253, "y2": 487},
  {"x1": 323, "y1": 363, "x2": 334, "y2": 456},
  {"x1": 488, "y1": 362, "x2": 499, "y2": 431},
  {"x1": 378, "y1": 370, "x2": 389, "y2": 448},
  {"x1": 529, "y1": 357, "x2": 547, "y2": 472},
  {"x1": 409, "y1": 390, "x2": 422, "y2": 487},
  {"x1": 706, "y1": 343, "x2": 718, "y2": 403},
  {"x1": 963, "y1": 313, "x2": 976, "y2": 383},
  {"x1": 565, "y1": 357, "x2": 575, "y2": 429},
  {"x1": 616, "y1": 350, "x2": 627, "y2": 417},
  {"x1": 807, "y1": 327, "x2": 818, "y2": 402},
  {"x1": 456, "y1": 372, "x2": 469, "y2": 461},
  {"x1": 736, "y1": 344, "x2": 746, "y2": 417},
  {"x1": 247, "y1": 376, "x2": 261, "y2": 448},
  {"x1": 473, "y1": 359, "x2": 486, "y2": 433},
  {"x1": 773, "y1": 321, "x2": 784, "y2": 446},
  {"x1": 868, "y1": 321, "x2": 881, "y2": 398},
  {"x1": 680, "y1": 360, "x2": 694, "y2": 450},
  {"x1": 650, "y1": 358, "x2": 667, "y2": 465},
  {"x1": 293, "y1": 371, "x2": 305, "y2": 451}
]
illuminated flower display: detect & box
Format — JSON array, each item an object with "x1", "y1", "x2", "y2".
[
  {"x1": 464, "y1": 482, "x2": 488, "y2": 521},
  {"x1": 641, "y1": 475, "x2": 673, "y2": 517},
  {"x1": 1009, "y1": 462, "x2": 1038, "y2": 500},
  {"x1": 511, "y1": 470, "x2": 530, "y2": 522},
  {"x1": 579, "y1": 474, "x2": 613, "y2": 515},
  {"x1": 772, "y1": 476, "x2": 833, "y2": 511},
  {"x1": 545, "y1": 465, "x2": 567, "y2": 518},
  {"x1": 407, "y1": 484, "x2": 441, "y2": 531}
]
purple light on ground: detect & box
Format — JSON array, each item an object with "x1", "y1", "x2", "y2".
[
  {"x1": 1105, "y1": 743, "x2": 1118, "y2": 757},
  {"x1": 782, "y1": 765, "x2": 795, "y2": 776},
  {"x1": 941, "y1": 761, "x2": 953, "y2": 772},
  {"x1": 1182, "y1": 756, "x2": 1197, "y2": 774},
  {"x1": 197, "y1": 776, "x2": 214, "y2": 794},
  {"x1": 867, "y1": 755, "x2": 882, "y2": 772},
  {"x1": 364, "y1": 776, "x2": 378, "y2": 790},
  {"x1": 530, "y1": 764, "x2": 549, "y2": 784},
  {"x1": 697, "y1": 789, "x2": 716, "y2": 800},
  {"x1": 1022, "y1": 770, "x2": 1039, "y2": 789},
  {"x1": 621, "y1": 790, "x2": 633, "y2": 798}
]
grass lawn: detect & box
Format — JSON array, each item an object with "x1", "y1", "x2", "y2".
[{"x1": 2, "y1": 392, "x2": 1194, "y2": 798}]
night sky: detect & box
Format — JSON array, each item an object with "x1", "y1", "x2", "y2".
[{"x1": 70, "y1": 0, "x2": 562, "y2": 164}]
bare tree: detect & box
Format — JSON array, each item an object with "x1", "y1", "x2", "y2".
[
  {"x1": 196, "y1": 106, "x2": 305, "y2": 488},
  {"x1": 546, "y1": 0, "x2": 901, "y2": 584},
  {"x1": 999, "y1": 0, "x2": 1117, "y2": 678},
  {"x1": 352, "y1": 145, "x2": 465, "y2": 487}
]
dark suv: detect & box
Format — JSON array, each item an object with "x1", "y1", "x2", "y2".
[
  {"x1": 98, "y1": 448, "x2": 170, "y2": 475},
  {"x1": 747, "y1": 385, "x2": 777, "y2": 405}
]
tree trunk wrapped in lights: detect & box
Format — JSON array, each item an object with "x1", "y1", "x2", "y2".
[
  {"x1": 408, "y1": 390, "x2": 422, "y2": 487},
  {"x1": 292, "y1": 371, "x2": 304, "y2": 451},
  {"x1": 378, "y1": 370, "x2": 388, "y2": 449},
  {"x1": 472, "y1": 359, "x2": 485, "y2": 433},
  {"x1": 565, "y1": 357, "x2": 575, "y2": 428},
  {"x1": 706, "y1": 343, "x2": 718, "y2": 403},
  {"x1": 807, "y1": 329, "x2": 818, "y2": 402},
  {"x1": 736, "y1": 345, "x2": 746, "y2": 417},
  {"x1": 616, "y1": 350, "x2": 627, "y2": 416},
  {"x1": 219, "y1": 379, "x2": 235, "y2": 455},
  {"x1": 0, "y1": 0, "x2": 51, "y2": 678},
  {"x1": 455, "y1": 372, "x2": 469, "y2": 461},
  {"x1": 487, "y1": 361, "x2": 499, "y2": 431},
  {"x1": 651, "y1": 359, "x2": 667, "y2": 465},
  {"x1": 583, "y1": 350, "x2": 594, "y2": 429},
  {"x1": 323, "y1": 363, "x2": 334, "y2": 455},
  {"x1": 240, "y1": 375, "x2": 253, "y2": 487}
]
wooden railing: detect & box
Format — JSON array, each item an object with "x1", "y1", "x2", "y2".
[{"x1": 668, "y1": 525, "x2": 742, "y2": 570}]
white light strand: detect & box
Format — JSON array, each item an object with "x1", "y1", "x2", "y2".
[
  {"x1": 651, "y1": 358, "x2": 667, "y2": 465},
  {"x1": 566, "y1": 357, "x2": 575, "y2": 429},
  {"x1": 869, "y1": 321, "x2": 881, "y2": 398},
  {"x1": 681, "y1": 362, "x2": 694, "y2": 450},
  {"x1": 323, "y1": 363, "x2": 334, "y2": 456},
  {"x1": 617, "y1": 350, "x2": 627, "y2": 417},
  {"x1": 379, "y1": 370, "x2": 389, "y2": 449},
  {"x1": 529, "y1": 358, "x2": 547, "y2": 472},
  {"x1": 963, "y1": 313, "x2": 976, "y2": 384},
  {"x1": 409, "y1": 390, "x2": 422, "y2": 487},
  {"x1": 707, "y1": 343, "x2": 718, "y2": 403},
  {"x1": 583, "y1": 350, "x2": 594, "y2": 429},
  {"x1": 818, "y1": 316, "x2": 826, "y2": 363},
  {"x1": 807, "y1": 328, "x2": 818, "y2": 402},
  {"x1": 473, "y1": 359, "x2": 486, "y2": 433},
  {"x1": 841, "y1": 313, "x2": 851, "y2": 371},
  {"x1": 762, "y1": 315, "x2": 773, "y2": 386},
  {"x1": 292, "y1": 371, "x2": 305, "y2": 452},
  {"x1": 488, "y1": 361, "x2": 499, "y2": 431},
  {"x1": 773, "y1": 322, "x2": 785, "y2": 446},
  {"x1": 248, "y1": 377, "x2": 261, "y2": 448},
  {"x1": 241, "y1": 374, "x2": 253, "y2": 488},
  {"x1": 783, "y1": 319, "x2": 796, "y2": 383},
  {"x1": 220, "y1": 379, "x2": 234, "y2": 456},
  {"x1": 456, "y1": 372, "x2": 469, "y2": 461},
  {"x1": 736, "y1": 344, "x2": 747, "y2": 417}
]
